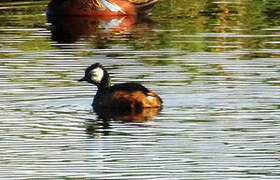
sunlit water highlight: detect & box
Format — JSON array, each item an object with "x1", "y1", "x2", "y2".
[{"x1": 0, "y1": 0, "x2": 280, "y2": 179}]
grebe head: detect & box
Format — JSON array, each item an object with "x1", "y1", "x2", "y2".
[{"x1": 79, "y1": 63, "x2": 111, "y2": 88}]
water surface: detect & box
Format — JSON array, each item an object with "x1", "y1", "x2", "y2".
[{"x1": 1, "y1": 0, "x2": 280, "y2": 179}]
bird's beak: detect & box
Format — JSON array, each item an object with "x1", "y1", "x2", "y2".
[{"x1": 78, "y1": 76, "x2": 87, "y2": 82}]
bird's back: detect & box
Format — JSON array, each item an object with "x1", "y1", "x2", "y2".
[{"x1": 93, "y1": 82, "x2": 162, "y2": 110}]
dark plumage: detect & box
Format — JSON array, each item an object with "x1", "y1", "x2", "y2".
[{"x1": 79, "y1": 63, "x2": 162, "y2": 111}]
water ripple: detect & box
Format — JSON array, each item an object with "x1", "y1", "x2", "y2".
[{"x1": 1, "y1": 0, "x2": 280, "y2": 179}]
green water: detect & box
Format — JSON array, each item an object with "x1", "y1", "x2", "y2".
[{"x1": 1, "y1": 0, "x2": 280, "y2": 179}]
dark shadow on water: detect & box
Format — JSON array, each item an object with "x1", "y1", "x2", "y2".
[
  {"x1": 47, "y1": 15, "x2": 154, "y2": 44},
  {"x1": 86, "y1": 106, "x2": 161, "y2": 137},
  {"x1": 86, "y1": 118, "x2": 111, "y2": 137}
]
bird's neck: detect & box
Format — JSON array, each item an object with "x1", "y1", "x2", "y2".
[{"x1": 96, "y1": 76, "x2": 111, "y2": 94}]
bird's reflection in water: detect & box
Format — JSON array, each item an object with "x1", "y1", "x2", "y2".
[
  {"x1": 86, "y1": 107, "x2": 161, "y2": 137},
  {"x1": 47, "y1": 15, "x2": 153, "y2": 44},
  {"x1": 47, "y1": 15, "x2": 159, "y2": 137}
]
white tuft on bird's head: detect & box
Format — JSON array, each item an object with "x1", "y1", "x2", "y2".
[{"x1": 90, "y1": 67, "x2": 104, "y2": 83}]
